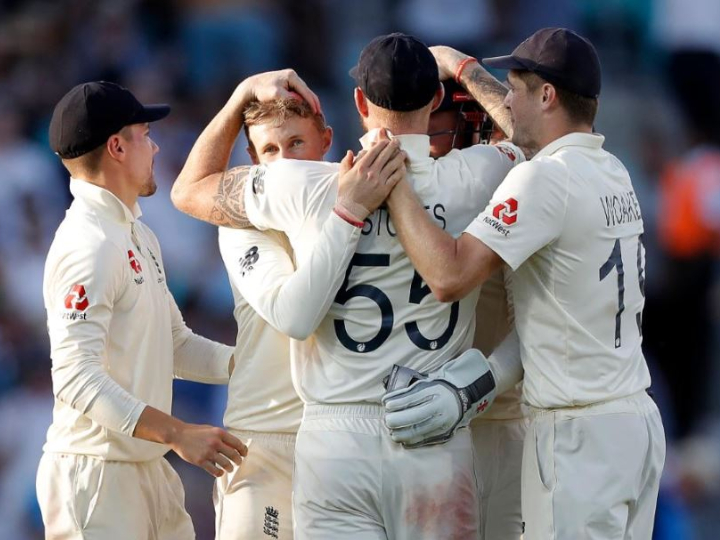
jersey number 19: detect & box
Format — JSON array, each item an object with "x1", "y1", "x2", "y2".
[{"x1": 599, "y1": 234, "x2": 646, "y2": 348}]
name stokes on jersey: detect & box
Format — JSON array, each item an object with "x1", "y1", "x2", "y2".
[
  {"x1": 362, "y1": 204, "x2": 447, "y2": 237},
  {"x1": 599, "y1": 190, "x2": 642, "y2": 227}
]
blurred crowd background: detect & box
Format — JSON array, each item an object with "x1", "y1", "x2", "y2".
[{"x1": 1, "y1": 0, "x2": 719, "y2": 538}]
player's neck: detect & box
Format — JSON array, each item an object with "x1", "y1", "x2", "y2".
[
  {"x1": 365, "y1": 118, "x2": 430, "y2": 136},
  {"x1": 82, "y1": 170, "x2": 139, "y2": 211},
  {"x1": 537, "y1": 120, "x2": 593, "y2": 152}
]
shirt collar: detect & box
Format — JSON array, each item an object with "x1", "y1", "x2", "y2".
[
  {"x1": 69, "y1": 178, "x2": 142, "y2": 223},
  {"x1": 359, "y1": 128, "x2": 433, "y2": 166},
  {"x1": 533, "y1": 132, "x2": 605, "y2": 160}
]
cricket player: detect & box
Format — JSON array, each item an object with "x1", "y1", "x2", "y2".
[
  {"x1": 212, "y1": 75, "x2": 393, "y2": 539},
  {"x1": 38, "y1": 82, "x2": 248, "y2": 539},
  {"x1": 381, "y1": 29, "x2": 666, "y2": 539},
  {"x1": 214, "y1": 79, "x2": 523, "y2": 539},
  {"x1": 173, "y1": 34, "x2": 524, "y2": 540},
  {"x1": 429, "y1": 80, "x2": 528, "y2": 540}
]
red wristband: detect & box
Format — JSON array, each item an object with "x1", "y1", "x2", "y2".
[
  {"x1": 334, "y1": 206, "x2": 365, "y2": 228},
  {"x1": 455, "y1": 57, "x2": 478, "y2": 84}
]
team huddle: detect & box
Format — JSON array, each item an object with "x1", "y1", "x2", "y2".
[{"x1": 39, "y1": 28, "x2": 665, "y2": 540}]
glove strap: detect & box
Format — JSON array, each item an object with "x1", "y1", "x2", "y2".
[
  {"x1": 458, "y1": 371, "x2": 496, "y2": 414},
  {"x1": 383, "y1": 365, "x2": 425, "y2": 391}
]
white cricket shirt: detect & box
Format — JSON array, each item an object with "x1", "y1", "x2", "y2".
[
  {"x1": 465, "y1": 133, "x2": 652, "y2": 409},
  {"x1": 218, "y1": 213, "x2": 361, "y2": 432},
  {"x1": 43, "y1": 179, "x2": 233, "y2": 462},
  {"x1": 244, "y1": 135, "x2": 523, "y2": 404}
]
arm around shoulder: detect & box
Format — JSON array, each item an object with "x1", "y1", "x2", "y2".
[
  {"x1": 172, "y1": 165, "x2": 253, "y2": 229},
  {"x1": 387, "y1": 179, "x2": 504, "y2": 302},
  {"x1": 432, "y1": 233, "x2": 504, "y2": 302},
  {"x1": 221, "y1": 212, "x2": 361, "y2": 340}
]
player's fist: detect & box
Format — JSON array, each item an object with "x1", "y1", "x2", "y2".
[
  {"x1": 170, "y1": 422, "x2": 248, "y2": 478},
  {"x1": 430, "y1": 46, "x2": 473, "y2": 81}
]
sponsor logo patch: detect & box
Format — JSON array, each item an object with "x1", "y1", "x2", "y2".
[
  {"x1": 492, "y1": 197, "x2": 518, "y2": 226},
  {"x1": 128, "y1": 250, "x2": 144, "y2": 284},
  {"x1": 483, "y1": 216, "x2": 512, "y2": 237},
  {"x1": 128, "y1": 250, "x2": 142, "y2": 273},
  {"x1": 63, "y1": 284, "x2": 89, "y2": 319},
  {"x1": 496, "y1": 144, "x2": 517, "y2": 162},
  {"x1": 251, "y1": 166, "x2": 266, "y2": 195},
  {"x1": 476, "y1": 399, "x2": 489, "y2": 413},
  {"x1": 239, "y1": 246, "x2": 259, "y2": 277},
  {"x1": 64, "y1": 284, "x2": 89, "y2": 311}
]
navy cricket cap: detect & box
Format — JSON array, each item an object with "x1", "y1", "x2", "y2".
[
  {"x1": 350, "y1": 33, "x2": 439, "y2": 112},
  {"x1": 482, "y1": 28, "x2": 601, "y2": 98},
  {"x1": 49, "y1": 81, "x2": 170, "y2": 159}
]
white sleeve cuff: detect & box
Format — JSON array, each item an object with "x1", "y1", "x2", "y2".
[{"x1": 486, "y1": 328, "x2": 523, "y2": 395}]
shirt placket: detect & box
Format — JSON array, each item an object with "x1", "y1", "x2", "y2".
[
  {"x1": 131, "y1": 223, "x2": 164, "y2": 287},
  {"x1": 130, "y1": 223, "x2": 150, "y2": 278}
]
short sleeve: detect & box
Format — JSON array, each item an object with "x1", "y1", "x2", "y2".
[
  {"x1": 464, "y1": 159, "x2": 568, "y2": 270},
  {"x1": 458, "y1": 142, "x2": 525, "y2": 202}
]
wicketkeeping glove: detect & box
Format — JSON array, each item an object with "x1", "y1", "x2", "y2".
[{"x1": 381, "y1": 349, "x2": 497, "y2": 448}]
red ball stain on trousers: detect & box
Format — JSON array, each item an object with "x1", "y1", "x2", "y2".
[{"x1": 403, "y1": 469, "x2": 479, "y2": 539}]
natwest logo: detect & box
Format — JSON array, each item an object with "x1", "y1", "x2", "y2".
[
  {"x1": 64, "y1": 284, "x2": 89, "y2": 311},
  {"x1": 492, "y1": 198, "x2": 518, "y2": 226},
  {"x1": 496, "y1": 145, "x2": 517, "y2": 162},
  {"x1": 128, "y1": 250, "x2": 142, "y2": 274}
]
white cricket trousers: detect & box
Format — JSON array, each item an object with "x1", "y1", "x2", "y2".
[
  {"x1": 214, "y1": 430, "x2": 295, "y2": 540},
  {"x1": 36, "y1": 453, "x2": 194, "y2": 540},
  {"x1": 472, "y1": 417, "x2": 527, "y2": 540},
  {"x1": 522, "y1": 391, "x2": 666, "y2": 540},
  {"x1": 293, "y1": 404, "x2": 479, "y2": 540}
]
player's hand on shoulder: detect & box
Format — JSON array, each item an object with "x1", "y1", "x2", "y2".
[
  {"x1": 336, "y1": 131, "x2": 407, "y2": 222},
  {"x1": 232, "y1": 69, "x2": 321, "y2": 114},
  {"x1": 429, "y1": 46, "x2": 473, "y2": 81},
  {"x1": 169, "y1": 422, "x2": 248, "y2": 478}
]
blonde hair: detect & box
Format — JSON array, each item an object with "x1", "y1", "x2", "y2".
[{"x1": 243, "y1": 98, "x2": 326, "y2": 149}]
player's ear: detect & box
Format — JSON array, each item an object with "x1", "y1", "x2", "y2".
[
  {"x1": 355, "y1": 88, "x2": 369, "y2": 118},
  {"x1": 106, "y1": 133, "x2": 125, "y2": 162},
  {"x1": 246, "y1": 145, "x2": 260, "y2": 165},
  {"x1": 430, "y1": 83, "x2": 445, "y2": 113},
  {"x1": 321, "y1": 126, "x2": 333, "y2": 155},
  {"x1": 540, "y1": 83, "x2": 557, "y2": 111}
]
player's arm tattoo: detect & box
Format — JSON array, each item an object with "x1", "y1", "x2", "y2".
[
  {"x1": 210, "y1": 165, "x2": 252, "y2": 228},
  {"x1": 463, "y1": 67, "x2": 513, "y2": 139}
]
